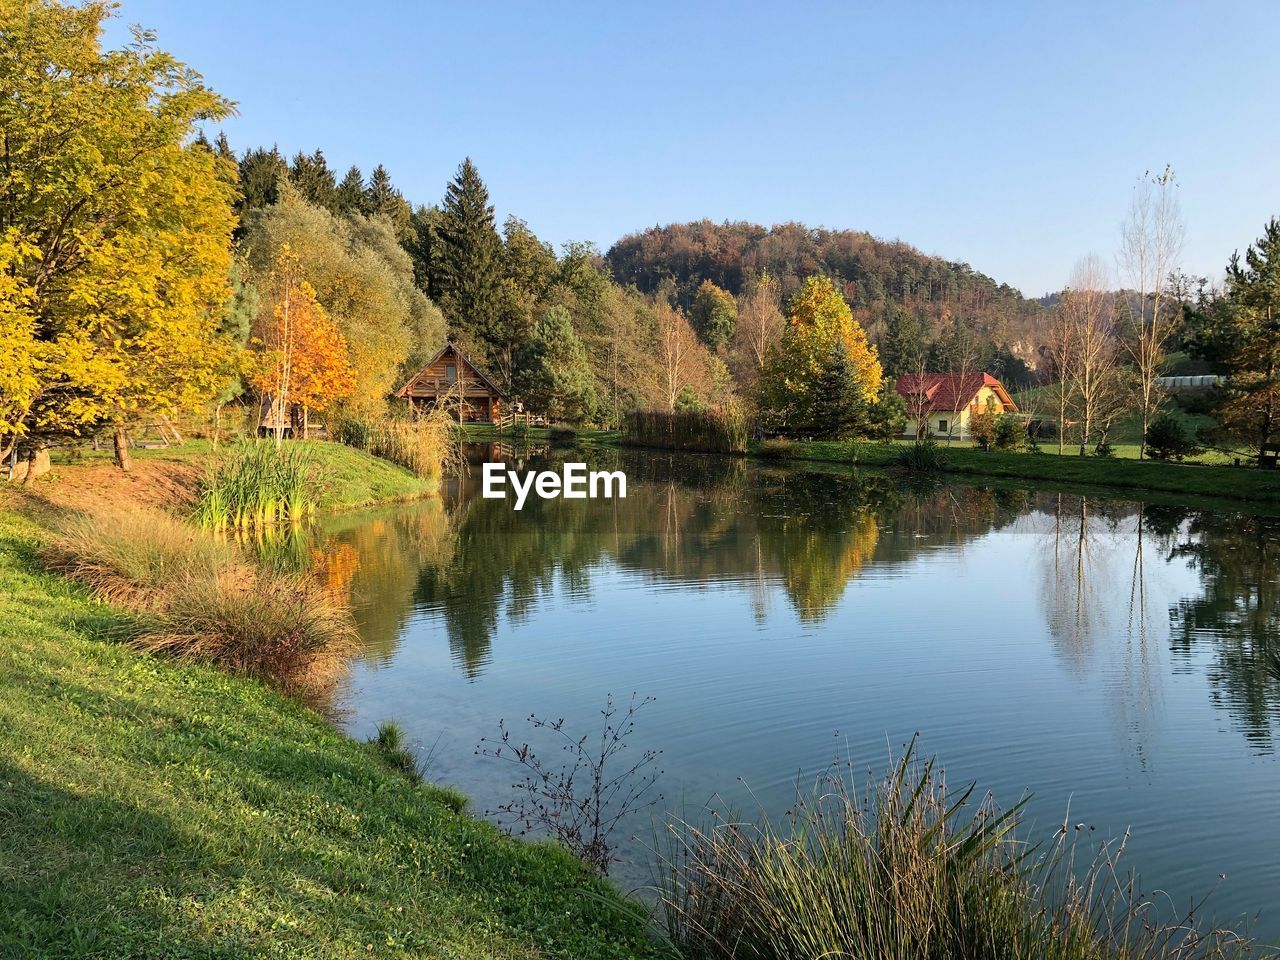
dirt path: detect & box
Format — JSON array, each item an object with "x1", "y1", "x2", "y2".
[{"x1": 1, "y1": 458, "x2": 201, "y2": 518}]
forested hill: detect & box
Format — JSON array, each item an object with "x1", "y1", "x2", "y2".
[{"x1": 606, "y1": 220, "x2": 1046, "y2": 377}]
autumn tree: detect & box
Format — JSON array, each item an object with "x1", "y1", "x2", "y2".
[
  {"x1": 654, "y1": 302, "x2": 701, "y2": 412},
  {"x1": 1187, "y1": 217, "x2": 1280, "y2": 458},
  {"x1": 758, "y1": 276, "x2": 883, "y2": 437},
  {"x1": 251, "y1": 247, "x2": 354, "y2": 442},
  {"x1": 242, "y1": 186, "x2": 443, "y2": 419},
  {"x1": 732, "y1": 273, "x2": 785, "y2": 386},
  {"x1": 690, "y1": 279, "x2": 738, "y2": 350},
  {"x1": 1119, "y1": 166, "x2": 1184, "y2": 458},
  {"x1": 1, "y1": 0, "x2": 239, "y2": 470}
]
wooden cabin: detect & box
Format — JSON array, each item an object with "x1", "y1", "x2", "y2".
[
  {"x1": 895, "y1": 373, "x2": 1019, "y2": 440},
  {"x1": 396, "y1": 342, "x2": 506, "y2": 423}
]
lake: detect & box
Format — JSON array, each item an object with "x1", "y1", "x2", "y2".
[{"x1": 315, "y1": 446, "x2": 1280, "y2": 936}]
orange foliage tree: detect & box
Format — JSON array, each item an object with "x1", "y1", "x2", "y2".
[{"x1": 251, "y1": 247, "x2": 354, "y2": 440}]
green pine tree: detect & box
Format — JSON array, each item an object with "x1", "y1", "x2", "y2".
[
  {"x1": 334, "y1": 165, "x2": 365, "y2": 215},
  {"x1": 514, "y1": 306, "x2": 597, "y2": 424},
  {"x1": 364, "y1": 163, "x2": 411, "y2": 237},
  {"x1": 237, "y1": 146, "x2": 286, "y2": 212},
  {"x1": 809, "y1": 340, "x2": 869, "y2": 439},
  {"x1": 433, "y1": 158, "x2": 504, "y2": 362},
  {"x1": 1188, "y1": 216, "x2": 1280, "y2": 456},
  {"x1": 289, "y1": 149, "x2": 337, "y2": 211},
  {"x1": 881, "y1": 304, "x2": 926, "y2": 378}
]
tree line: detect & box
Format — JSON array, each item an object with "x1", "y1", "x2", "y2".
[{"x1": 4, "y1": 0, "x2": 1279, "y2": 470}]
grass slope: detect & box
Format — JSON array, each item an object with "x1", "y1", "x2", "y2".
[
  {"x1": 0, "y1": 510, "x2": 657, "y2": 959},
  {"x1": 42, "y1": 440, "x2": 433, "y2": 514}
]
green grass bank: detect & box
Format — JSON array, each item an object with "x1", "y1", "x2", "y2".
[{"x1": 0, "y1": 506, "x2": 657, "y2": 958}]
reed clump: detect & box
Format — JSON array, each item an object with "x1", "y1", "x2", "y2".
[
  {"x1": 893, "y1": 437, "x2": 950, "y2": 473},
  {"x1": 623, "y1": 409, "x2": 748, "y2": 455},
  {"x1": 335, "y1": 412, "x2": 455, "y2": 483},
  {"x1": 195, "y1": 441, "x2": 317, "y2": 530},
  {"x1": 659, "y1": 738, "x2": 1255, "y2": 960},
  {"x1": 41, "y1": 507, "x2": 238, "y2": 608},
  {"x1": 44, "y1": 504, "x2": 356, "y2": 696},
  {"x1": 137, "y1": 568, "x2": 357, "y2": 697}
]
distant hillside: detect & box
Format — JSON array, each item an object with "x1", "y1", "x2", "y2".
[{"x1": 606, "y1": 220, "x2": 1047, "y2": 372}]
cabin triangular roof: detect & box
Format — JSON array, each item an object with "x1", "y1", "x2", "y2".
[{"x1": 395, "y1": 341, "x2": 507, "y2": 398}]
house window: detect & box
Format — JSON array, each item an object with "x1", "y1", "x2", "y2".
[
  {"x1": 937, "y1": 419, "x2": 948, "y2": 433},
  {"x1": 446, "y1": 364, "x2": 457, "y2": 382}
]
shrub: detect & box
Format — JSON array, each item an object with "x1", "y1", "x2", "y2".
[
  {"x1": 42, "y1": 507, "x2": 240, "y2": 608},
  {"x1": 1145, "y1": 414, "x2": 1200, "y2": 461},
  {"x1": 478, "y1": 694, "x2": 662, "y2": 877},
  {"x1": 549, "y1": 426, "x2": 578, "y2": 447},
  {"x1": 994, "y1": 413, "x2": 1025, "y2": 451},
  {"x1": 757, "y1": 438, "x2": 796, "y2": 459},
  {"x1": 136, "y1": 568, "x2": 357, "y2": 697},
  {"x1": 893, "y1": 438, "x2": 949, "y2": 472},
  {"x1": 969, "y1": 408, "x2": 998, "y2": 450},
  {"x1": 659, "y1": 737, "x2": 1255, "y2": 960},
  {"x1": 623, "y1": 409, "x2": 748, "y2": 455}
]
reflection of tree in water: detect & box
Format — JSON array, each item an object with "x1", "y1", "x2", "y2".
[{"x1": 1170, "y1": 512, "x2": 1280, "y2": 748}]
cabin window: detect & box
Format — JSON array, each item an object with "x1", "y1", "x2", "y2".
[
  {"x1": 937, "y1": 419, "x2": 948, "y2": 433},
  {"x1": 446, "y1": 364, "x2": 457, "y2": 382}
]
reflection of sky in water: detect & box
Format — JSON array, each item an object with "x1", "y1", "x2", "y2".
[{"x1": 317, "y1": 458, "x2": 1280, "y2": 930}]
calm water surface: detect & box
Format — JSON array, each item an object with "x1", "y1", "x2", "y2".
[{"x1": 315, "y1": 447, "x2": 1280, "y2": 935}]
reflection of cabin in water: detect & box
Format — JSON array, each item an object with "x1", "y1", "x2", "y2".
[{"x1": 396, "y1": 342, "x2": 506, "y2": 423}]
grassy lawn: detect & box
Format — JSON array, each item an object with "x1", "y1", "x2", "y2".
[
  {"x1": 771, "y1": 439, "x2": 1280, "y2": 506},
  {"x1": 0, "y1": 507, "x2": 658, "y2": 958}
]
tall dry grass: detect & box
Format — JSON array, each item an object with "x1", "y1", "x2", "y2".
[
  {"x1": 41, "y1": 507, "x2": 238, "y2": 608},
  {"x1": 658, "y1": 738, "x2": 1255, "y2": 960},
  {"x1": 336, "y1": 410, "x2": 456, "y2": 483},
  {"x1": 139, "y1": 568, "x2": 356, "y2": 697},
  {"x1": 623, "y1": 409, "x2": 749, "y2": 454},
  {"x1": 43, "y1": 505, "x2": 356, "y2": 697}
]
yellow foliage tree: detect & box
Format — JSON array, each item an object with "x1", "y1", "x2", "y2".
[
  {"x1": 758, "y1": 275, "x2": 883, "y2": 436},
  {"x1": 0, "y1": 0, "x2": 238, "y2": 470}
]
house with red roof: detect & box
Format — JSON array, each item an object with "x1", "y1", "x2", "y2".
[{"x1": 895, "y1": 373, "x2": 1018, "y2": 440}]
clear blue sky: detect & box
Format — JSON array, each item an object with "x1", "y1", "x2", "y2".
[{"x1": 105, "y1": 1, "x2": 1280, "y2": 297}]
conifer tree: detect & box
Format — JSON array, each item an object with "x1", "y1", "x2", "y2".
[
  {"x1": 289, "y1": 149, "x2": 337, "y2": 211},
  {"x1": 364, "y1": 163, "x2": 411, "y2": 238},
  {"x1": 238, "y1": 146, "x2": 287, "y2": 211},
  {"x1": 334, "y1": 165, "x2": 365, "y2": 215},
  {"x1": 809, "y1": 340, "x2": 868, "y2": 438},
  {"x1": 514, "y1": 306, "x2": 597, "y2": 423},
  {"x1": 433, "y1": 158, "x2": 503, "y2": 361}
]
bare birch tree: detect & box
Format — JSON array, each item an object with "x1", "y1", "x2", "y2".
[
  {"x1": 734, "y1": 273, "x2": 785, "y2": 380},
  {"x1": 655, "y1": 301, "x2": 699, "y2": 412},
  {"x1": 1042, "y1": 301, "x2": 1077, "y2": 455},
  {"x1": 1061, "y1": 256, "x2": 1123, "y2": 456},
  {"x1": 1119, "y1": 166, "x2": 1184, "y2": 458}
]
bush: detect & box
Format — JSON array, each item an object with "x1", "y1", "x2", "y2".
[
  {"x1": 757, "y1": 438, "x2": 796, "y2": 460},
  {"x1": 42, "y1": 507, "x2": 239, "y2": 608},
  {"x1": 1145, "y1": 414, "x2": 1200, "y2": 461},
  {"x1": 548, "y1": 426, "x2": 578, "y2": 447},
  {"x1": 994, "y1": 414, "x2": 1024, "y2": 451},
  {"x1": 659, "y1": 738, "x2": 1256, "y2": 960},
  {"x1": 893, "y1": 438, "x2": 949, "y2": 472},
  {"x1": 623, "y1": 409, "x2": 748, "y2": 454},
  {"x1": 137, "y1": 567, "x2": 357, "y2": 697},
  {"x1": 969, "y1": 408, "x2": 998, "y2": 450}
]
